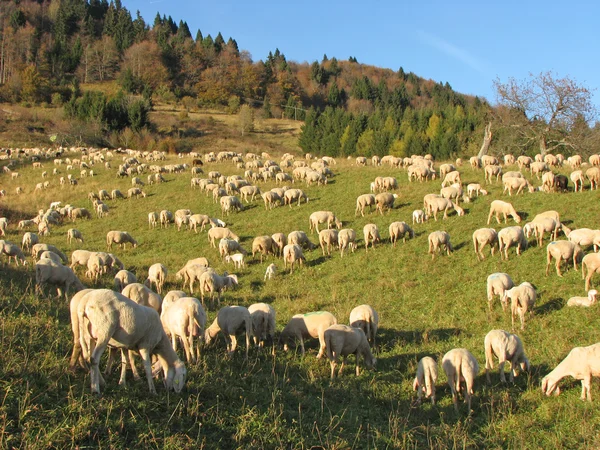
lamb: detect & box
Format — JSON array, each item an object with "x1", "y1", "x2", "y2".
[
  {"x1": 319, "y1": 229, "x2": 338, "y2": 256},
  {"x1": 248, "y1": 303, "x2": 276, "y2": 350},
  {"x1": 442, "y1": 348, "x2": 479, "y2": 413},
  {"x1": 264, "y1": 263, "x2": 276, "y2": 280},
  {"x1": 145, "y1": 263, "x2": 167, "y2": 294},
  {"x1": 77, "y1": 289, "x2": 186, "y2": 394},
  {"x1": 349, "y1": 304, "x2": 379, "y2": 348},
  {"x1": 148, "y1": 212, "x2": 159, "y2": 229},
  {"x1": 280, "y1": 311, "x2": 338, "y2": 358},
  {"x1": 546, "y1": 241, "x2": 583, "y2": 276},
  {"x1": 487, "y1": 200, "x2": 521, "y2": 224},
  {"x1": 541, "y1": 343, "x2": 600, "y2": 401},
  {"x1": 225, "y1": 252, "x2": 245, "y2": 269},
  {"x1": 375, "y1": 192, "x2": 398, "y2": 215},
  {"x1": 283, "y1": 244, "x2": 306, "y2": 273},
  {"x1": 487, "y1": 273, "x2": 514, "y2": 311},
  {"x1": 35, "y1": 259, "x2": 85, "y2": 298},
  {"x1": 31, "y1": 243, "x2": 67, "y2": 263},
  {"x1": 106, "y1": 230, "x2": 138, "y2": 250},
  {"x1": 413, "y1": 356, "x2": 438, "y2": 405},
  {"x1": 503, "y1": 282, "x2": 536, "y2": 330},
  {"x1": 160, "y1": 296, "x2": 206, "y2": 363},
  {"x1": 204, "y1": 305, "x2": 252, "y2": 359},
  {"x1": 21, "y1": 232, "x2": 38, "y2": 252},
  {"x1": 198, "y1": 270, "x2": 238, "y2": 306},
  {"x1": 567, "y1": 289, "x2": 598, "y2": 307},
  {"x1": 498, "y1": 226, "x2": 527, "y2": 260},
  {"x1": 0, "y1": 241, "x2": 28, "y2": 265},
  {"x1": 338, "y1": 228, "x2": 357, "y2": 257},
  {"x1": 114, "y1": 269, "x2": 137, "y2": 292},
  {"x1": 207, "y1": 227, "x2": 239, "y2": 247},
  {"x1": 67, "y1": 228, "x2": 84, "y2": 245},
  {"x1": 484, "y1": 329, "x2": 530, "y2": 383},
  {"x1": 324, "y1": 325, "x2": 376, "y2": 379},
  {"x1": 18, "y1": 219, "x2": 36, "y2": 230},
  {"x1": 309, "y1": 211, "x2": 342, "y2": 233},
  {"x1": 252, "y1": 235, "x2": 276, "y2": 262},
  {"x1": 122, "y1": 282, "x2": 162, "y2": 313},
  {"x1": 428, "y1": 231, "x2": 452, "y2": 259},
  {"x1": 355, "y1": 194, "x2": 376, "y2": 217},
  {"x1": 472, "y1": 228, "x2": 499, "y2": 261},
  {"x1": 412, "y1": 209, "x2": 428, "y2": 224},
  {"x1": 467, "y1": 183, "x2": 486, "y2": 197},
  {"x1": 363, "y1": 224, "x2": 381, "y2": 251},
  {"x1": 389, "y1": 221, "x2": 414, "y2": 246}
]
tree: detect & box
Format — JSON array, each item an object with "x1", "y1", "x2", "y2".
[
  {"x1": 493, "y1": 71, "x2": 597, "y2": 155},
  {"x1": 238, "y1": 104, "x2": 254, "y2": 136}
]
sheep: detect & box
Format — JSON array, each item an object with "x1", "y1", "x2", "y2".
[
  {"x1": 271, "y1": 232, "x2": 287, "y2": 256},
  {"x1": 207, "y1": 227, "x2": 239, "y2": 247},
  {"x1": 498, "y1": 226, "x2": 527, "y2": 260},
  {"x1": 530, "y1": 161, "x2": 549, "y2": 178},
  {"x1": 487, "y1": 273, "x2": 514, "y2": 311},
  {"x1": 39, "y1": 250, "x2": 64, "y2": 264},
  {"x1": 375, "y1": 192, "x2": 398, "y2": 215},
  {"x1": 180, "y1": 264, "x2": 213, "y2": 293},
  {"x1": 586, "y1": 167, "x2": 600, "y2": 190},
  {"x1": 220, "y1": 195, "x2": 243, "y2": 216},
  {"x1": 280, "y1": 311, "x2": 338, "y2": 358},
  {"x1": 161, "y1": 296, "x2": 206, "y2": 363},
  {"x1": 502, "y1": 282, "x2": 536, "y2": 330},
  {"x1": 21, "y1": 232, "x2": 38, "y2": 252},
  {"x1": 148, "y1": 212, "x2": 159, "y2": 229},
  {"x1": 338, "y1": 228, "x2": 357, "y2": 257},
  {"x1": 283, "y1": 188, "x2": 309, "y2": 208},
  {"x1": 239, "y1": 185, "x2": 262, "y2": 203},
  {"x1": 363, "y1": 224, "x2": 381, "y2": 251},
  {"x1": 412, "y1": 209, "x2": 428, "y2": 224},
  {"x1": 487, "y1": 200, "x2": 521, "y2": 225},
  {"x1": 319, "y1": 229, "x2": 338, "y2": 256},
  {"x1": 264, "y1": 263, "x2": 276, "y2": 281},
  {"x1": 309, "y1": 211, "x2": 342, "y2": 233},
  {"x1": 204, "y1": 305, "x2": 252, "y2": 359},
  {"x1": 18, "y1": 219, "x2": 36, "y2": 230},
  {"x1": 546, "y1": 241, "x2": 583, "y2": 276},
  {"x1": 355, "y1": 194, "x2": 376, "y2": 217},
  {"x1": 467, "y1": 183, "x2": 486, "y2": 197},
  {"x1": 159, "y1": 210, "x2": 173, "y2": 228},
  {"x1": 106, "y1": 230, "x2": 138, "y2": 250},
  {"x1": 324, "y1": 325, "x2": 376, "y2": 379},
  {"x1": 77, "y1": 289, "x2": 186, "y2": 394},
  {"x1": 484, "y1": 164, "x2": 502, "y2": 184},
  {"x1": 189, "y1": 214, "x2": 211, "y2": 232},
  {"x1": 287, "y1": 230, "x2": 317, "y2": 251},
  {"x1": 442, "y1": 348, "x2": 479, "y2": 413},
  {"x1": 262, "y1": 191, "x2": 282, "y2": 210},
  {"x1": 127, "y1": 187, "x2": 146, "y2": 199},
  {"x1": 121, "y1": 283, "x2": 162, "y2": 313},
  {"x1": 114, "y1": 269, "x2": 137, "y2": 292},
  {"x1": 484, "y1": 329, "x2": 530, "y2": 383},
  {"x1": 85, "y1": 252, "x2": 104, "y2": 283},
  {"x1": 111, "y1": 189, "x2": 125, "y2": 199},
  {"x1": 252, "y1": 235, "x2": 276, "y2": 262},
  {"x1": 440, "y1": 164, "x2": 456, "y2": 179},
  {"x1": 35, "y1": 259, "x2": 85, "y2": 298},
  {"x1": 567, "y1": 289, "x2": 598, "y2": 307},
  {"x1": 349, "y1": 304, "x2": 378, "y2": 348},
  {"x1": 541, "y1": 343, "x2": 600, "y2": 401},
  {"x1": 582, "y1": 253, "x2": 600, "y2": 291},
  {"x1": 67, "y1": 288, "x2": 95, "y2": 370},
  {"x1": 470, "y1": 156, "x2": 482, "y2": 169},
  {"x1": 283, "y1": 244, "x2": 306, "y2": 273},
  {"x1": 503, "y1": 177, "x2": 533, "y2": 196},
  {"x1": 31, "y1": 243, "x2": 67, "y2": 263},
  {"x1": 472, "y1": 228, "x2": 499, "y2": 261},
  {"x1": 567, "y1": 228, "x2": 600, "y2": 251},
  {"x1": 145, "y1": 263, "x2": 167, "y2": 294},
  {"x1": 131, "y1": 176, "x2": 144, "y2": 187},
  {"x1": 428, "y1": 231, "x2": 452, "y2": 259},
  {"x1": 225, "y1": 253, "x2": 245, "y2": 269},
  {"x1": 424, "y1": 197, "x2": 463, "y2": 220},
  {"x1": 388, "y1": 221, "x2": 414, "y2": 247},
  {"x1": 248, "y1": 303, "x2": 276, "y2": 350},
  {"x1": 0, "y1": 241, "x2": 28, "y2": 266},
  {"x1": 219, "y1": 238, "x2": 247, "y2": 259},
  {"x1": 413, "y1": 356, "x2": 438, "y2": 405},
  {"x1": 70, "y1": 208, "x2": 92, "y2": 222},
  {"x1": 163, "y1": 290, "x2": 188, "y2": 305},
  {"x1": 199, "y1": 271, "x2": 238, "y2": 306},
  {"x1": 67, "y1": 228, "x2": 84, "y2": 245},
  {"x1": 571, "y1": 170, "x2": 585, "y2": 192}
]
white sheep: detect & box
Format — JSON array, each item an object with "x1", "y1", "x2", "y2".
[
  {"x1": 582, "y1": 253, "x2": 600, "y2": 291},
  {"x1": 375, "y1": 192, "x2": 398, "y2": 215},
  {"x1": 280, "y1": 311, "x2": 338, "y2": 358},
  {"x1": 145, "y1": 263, "x2": 167, "y2": 294},
  {"x1": 35, "y1": 259, "x2": 85, "y2": 298},
  {"x1": 503, "y1": 282, "x2": 536, "y2": 331},
  {"x1": 0, "y1": 241, "x2": 28, "y2": 266},
  {"x1": 248, "y1": 303, "x2": 276, "y2": 350},
  {"x1": 472, "y1": 228, "x2": 499, "y2": 261},
  {"x1": 412, "y1": 209, "x2": 428, "y2": 224},
  {"x1": 498, "y1": 226, "x2": 527, "y2": 260},
  {"x1": 484, "y1": 329, "x2": 530, "y2": 383},
  {"x1": 204, "y1": 305, "x2": 252, "y2": 359},
  {"x1": 486, "y1": 273, "x2": 514, "y2": 311},
  {"x1": 77, "y1": 289, "x2": 186, "y2": 394},
  {"x1": 287, "y1": 230, "x2": 317, "y2": 251},
  {"x1": 283, "y1": 244, "x2": 306, "y2": 273},
  {"x1": 31, "y1": 243, "x2": 67, "y2": 263},
  {"x1": 389, "y1": 221, "x2": 414, "y2": 246},
  {"x1": 106, "y1": 230, "x2": 138, "y2": 250},
  {"x1": 541, "y1": 343, "x2": 600, "y2": 401},
  {"x1": 114, "y1": 269, "x2": 137, "y2": 292},
  {"x1": 219, "y1": 238, "x2": 247, "y2": 259},
  {"x1": 207, "y1": 227, "x2": 239, "y2": 247},
  {"x1": 338, "y1": 228, "x2": 357, "y2": 257},
  {"x1": 319, "y1": 229, "x2": 338, "y2": 256},
  {"x1": 67, "y1": 228, "x2": 84, "y2": 245},
  {"x1": 251, "y1": 236, "x2": 276, "y2": 262},
  {"x1": 309, "y1": 211, "x2": 342, "y2": 233},
  {"x1": 122, "y1": 282, "x2": 162, "y2": 313},
  {"x1": 148, "y1": 212, "x2": 159, "y2": 229},
  {"x1": 545, "y1": 241, "x2": 583, "y2": 276},
  {"x1": 363, "y1": 223, "x2": 381, "y2": 251},
  {"x1": 264, "y1": 263, "x2": 276, "y2": 281},
  {"x1": 39, "y1": 250, "x2": 64, "y2": 264},
  {"x1": 428, "y1": 231, "x2": 452, "y2": 259},
  {"x1": 487, "y1": 200, "x2": 521, "y2": 225},
  {"x1": 413, "y1": 356, "x2": 438, "y2": 405},
  {"x1": 21, "y1": 232, "x2": 38, "y2": 252},
  {"x1": 349, "y1": 304, "x2": 379, "y2": 348},
  {"x1": 355, "y1": 194, "x2": 376, "y2": 217},
  {"x1": 442, "y1": 348, "x2": 479, "y2": 413},
  {"x1": 85, "y1": 252, "x2": 104, "y2": 283},
  {"x1": 567, "y1": 289, "x2": 598, "y2": 307},
  {"x1": 68, "y1": 288, "x2": 95, "y2": 370},
  {"x1": 161, "y1": 296, "x2": 206, "y2": 363},
  {"x1": 324, "y1": 325, "x2": 376, "y2": 379},
  {"x1": 199, "y1": 271, "x2": 238, "y2": 306},
  {"x1": 224, "y1": 252, "x2": 245, "y2": 269}
]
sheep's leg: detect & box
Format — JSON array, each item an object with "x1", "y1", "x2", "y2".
[
  {"x1": 129, "y1": 350, "x2": 141, "y2": 380},
  {"x1": 118, "y1": 349, "x2": 129, "y2": 386},
  {"x1": 138, "y1": 348, "x2": 157, "y2": 395},
  {"x1": 229, "y1": 335, "x2": 238, "y2": 354},
  {"x1": 89, "y1": 336, "x2": 111, "y2": 394},
  {"x1": 317, "y1": 332, "x2": 326, "y2": 359},
  {"x1": 498, "y1": 359, "x2": 507, "y2": 383},
  {"x1": 181, "y1": 334, "x2": 193, "y2": 363},
  {"x1": 556, "y1": 258, "x2": 562, "y2": 277},
  {"x1": 329, "y1": 359, "x2": 337, "y2": 379},
  {"x1": 354, "y1": 353, "x2": 361, "y2": 376}
]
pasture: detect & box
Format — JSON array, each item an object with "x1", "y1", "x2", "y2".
[{"x1": 1, "y1": 150, "x2": 600, "y2": 449}]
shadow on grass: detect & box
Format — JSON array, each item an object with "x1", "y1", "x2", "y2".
[
  {"x1": 453, "y1": 241, "x2": 468, "y2": 251},
  {"x1": 535, "y1": 297, "x2": 564, "y2": 315},
  {"x1": 378, "y1": 327, "x2": 462, "y2": 347}
]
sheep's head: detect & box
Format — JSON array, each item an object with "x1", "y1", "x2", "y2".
[
  {"x1": 520, "y1": 356, "x2": 531, "y2": 373},
  {"x1": 541, "y1": 376, "x2": 560, "y2": 396}
]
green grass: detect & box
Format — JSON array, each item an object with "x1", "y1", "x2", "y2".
[{"x1": 1, "y1": 150, "x2": 600, "y2": 449}]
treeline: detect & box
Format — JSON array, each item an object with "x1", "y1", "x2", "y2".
[{"x1": 0, "y1": 0, "x2": 490, "y2": 156}]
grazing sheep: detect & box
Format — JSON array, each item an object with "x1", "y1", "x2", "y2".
[
  {"x1": 31, "y1": 243, "x2": 67, "y2": 263},
  {"x1": 319, "y1": 229, "x2": 338, "y2": 256},
  {"x1": 412, "y1": 209, "x2": 428, "y2": 224},
  {"x1": 280, "y1": 311, "x2": 338, "y2": 358},
  {"x1": 484, "y1": 329, "x2": 530, "y2": 383},
  {"x1": 114, "y1": 270, "x2": 137, "y2": 292},
  {"x1": 498, "y1": 226, "x2": 527, "y2": 260},
  {"x1": 70, "y1": 208, "x2": 92, "y2": 222},
  {"x1": 35, "y1": 259, "x2": 85, "y2": 298},
  {"x1": 541, "y1": 343, "x2": 600, "y2": 401},
  {"x1": 283, "y1": 188, "x2": 309, "y2": 208},
  {"x1": 67, "y1": 228, "x2": 84, "y2": 245},
  {"x1": 262, "y1": 191, "x2": 282, "y2": 210},
  {"x1": 467, "y1": 183, "x2": 486, "y2": 197},
  {"x1": 159, "y1": 210, "x2": 173, "y2": 228},
  {"x1": 127, "y1": 187, "x2": 146, "y2": 199},
  {"x1": 68, "y1": 288, "x2": 95, "y2": 370},
  {"x1": 39, "y1": 250, "x2": 63, "y2": 264},
  {"x1": 586, "y1": 167, "x2": 600, "y2": 190},
  {"x1": 484, "y1": 164, "x2": 503, "y2": 183},
  {"x1": 349, "y1": 304, "x2": 379, "y2": 348},
  {"x1": 21, "y1": 232, "x2": 38, "y2": 252},
  {"x1": 207, "y1": 227, "x2": 239, "y2": 247},
  {"x1": 503, "y1": 177, "x2": 534, "y2": 196},
  {"x1": 425, "y1": 197, "x2": 463, "y2": 220},
  {"x1": 111, "y1": 189, "x2": 125, "y2": 199},
  {"x1": 77, "y1": 289, "x2": 186, "y2": 394},
  {"x1": 389, "y1": 221, "x2": 414, "y2": 246},
  {"x1": 309, "y1": 211, "x2": 342, "y2": 233},
  {"x1": 571, "y1": 170, "x2": 585, "y2": 192},
  {"x1": 503, "y1": 282, "x2": 536, "y2": 330},
  {"x1": 567, "y1": 290, "x2": 598, "y2": 307},
  {"x1": 161, "y1": 296, "x2": 206, "y2": 363},
  {"x1": 248, "y1": 303, "x2": 276, "y2": 349},
  {"x1": 287, "y1": 230, "x2": 317, "y2": 251},
  {"x1": 363, "y1": 224, "x2": 381, "y2": 251},
  {"x1": 85, "y1": 253, "x2": 104, "y2": 282},
  {"x1": 428, "y1": 231, "x2": 452, "y2": 259},
  {"x1": 219, "y1": 238, "x2": 247, "y2": 259},
  {"x1": 251, "y1": 236, "x2": 276, "y2": 262},
  {"x1": 442, "y1": 348, "x2": 479, "y2": 413},
  {"x1": 148, "y1": 212, "x2": 159, "y2": 229},
  {"x1": 355, "y1": 194, "x2": 376, "y2": 217},
  {"x1": 179, "y1": 264, "x2": 213, "y2": 293},
  {"x1": 122, "y1": 282, "x2": 162, "y2": 313},
  {"x1": 106, "y1": 230, "x2": 138, "y2": 250},
  {"x1": 546, "y1": 241, "x2": 583, "y2": 276},
  {"x1": 219, "y1": 195, "x2": 243, "y2": 216},
  {"x1": 487, "y1": 273, "x2": 514, "y2": 311},
  {"x1": 524, "y1": 217, "x2": 561, "y2": 247},
  {"x1": 440, "y1": 171, "x2": 461, "y2": 187},
  {"x1": 188, "y1": 214, "x2": 211, "y2": 232},
  {"x1": 0, "y1": 241, "x2": 28, "y2": 266},
  {"x1": 375, "y1": 192, "x2": 398, "y2": 215},
  {"x1": 324, "y1": 325, "x2": 376, "y2": 379},
  {"x1": 472, "y1": 228, "x2": 499, "y2": 261},
  {"x1": 487, "y1": 200, "x2": 521, "y2": 225},
  {"x1": 199, "y1": 271, "x2": 238, "y2": 306},
  {"x1": 567, "y1": 228, "x2": 600, "y2": 251},
  {"x1": 204, "y1": 305, "x2": 252, "y2": 359},
  {"x1": 338, "y1": 228, "x2": 357, "y2": 257},
  {"x1": 283, "y1": 244, "x2": 306, "y2": 273},
  {"x1": 413, "y1": 356, "x2": 438, "y2": 405},
  {"x1": 264, "y1": 263, "x2": 276, "y2": 280},
  {"x1": 225, "y1": 252, "x2": 245, "y2": 269},
  {"x1": 145, "y1": 263, "x2": 167, "y2": 294}
]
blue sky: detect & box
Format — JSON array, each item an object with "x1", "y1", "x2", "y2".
[{"x1": 124, "y1": 0, "x2": 599, "y2": 108}]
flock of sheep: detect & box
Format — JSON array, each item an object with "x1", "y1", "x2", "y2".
[{"x1": 1, "y1": 146, "x2": 600, "y2": 412}]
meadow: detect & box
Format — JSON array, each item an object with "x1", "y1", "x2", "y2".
[{"x1": 1, "y1": 144, "x2": 600, "y2": 449}]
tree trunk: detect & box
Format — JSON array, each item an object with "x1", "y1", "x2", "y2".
[
  {"x1": 539, "y1": 132, "x2": 548, "y2": 156},
  {"x1": 477, "y1": 122, "x2": 492, "y2": 158}
]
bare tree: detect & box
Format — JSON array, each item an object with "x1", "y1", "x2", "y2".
[{"x1": 493, "y1": 71, "x2": 597, "y2": 155}]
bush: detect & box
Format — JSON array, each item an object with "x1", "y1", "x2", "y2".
[
  {"x1": 227, "y1": 96, "x2": 240, "y2": 114},
  {"x1": 51, "y1": 93, "x2": 63, "y2": 107}
]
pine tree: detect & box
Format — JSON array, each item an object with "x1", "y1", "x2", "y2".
[{"x1": 195, "y1": 29, "x2": 203, "y2": 42}]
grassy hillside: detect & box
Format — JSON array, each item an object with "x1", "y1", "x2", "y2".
[{"x1": 1, "y1": 142, "x2": 600, "y2": 448}]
